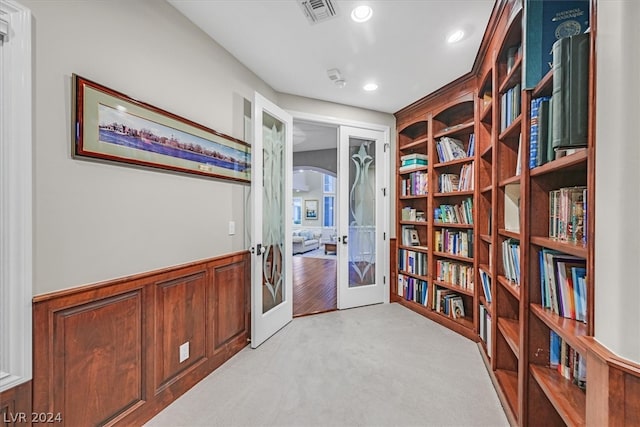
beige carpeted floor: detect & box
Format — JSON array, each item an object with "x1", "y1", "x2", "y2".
[{"x1": 145, "y1": 303, "x2": 508, "y2": 427}]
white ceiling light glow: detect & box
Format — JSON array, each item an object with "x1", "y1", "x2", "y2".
[
  {"x1": 351, "y1": 5, "x2": 373, "y2": 23},
  {"x1": 363, "y1": 83, "x2": 378, "y2": 91},
  {"x1": 447, "y1": 29, "x2": 465, "y2": 43}
]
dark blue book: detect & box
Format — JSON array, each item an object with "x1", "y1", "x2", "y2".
[{"x1": 523, "y1": 0, "x2": 590, "y2": 89}]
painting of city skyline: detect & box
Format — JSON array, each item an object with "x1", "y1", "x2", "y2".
[{"x1": 74, "y1": 75, "x2": 251, "y2": 183}]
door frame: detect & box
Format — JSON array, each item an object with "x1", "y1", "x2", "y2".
[{"x1": 289, "y1": 110, "x2": 391, "y2": 306}]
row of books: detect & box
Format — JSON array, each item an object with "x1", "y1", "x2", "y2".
[
  {"x1": 479, "y1": 268, "x2": 492, "y2": 303},
  {"x1": 550, "y1": 186, "x2": 586, "y2": 244},
  {"x1": 435, "y1": 135, "x2": 474, "y2": 163},
  {"x1": 438, "y1": 173, "x2": 459, "y2": 193},
  {"x1": 397, "y1": 273, "x2": 428, "y2": 306},
  {"x1": 398, "y1": 248, "x2": 427, "y2": 276},
  {"x1": 550, "y1": 331, "x2": 586, "y2": 390},
  {"x1": 539, "y1": 248, "x2": 587, "y2": 322},
  {"x1": 529, "y1": 96, "x2": 552, "y2": 168},
  {"x1": 458, "y1": 163, "x2": 474, "y2": 191},
  {"x1": 434, "y1": 229, "x2": 474, "y2": 258},
  {"x1": 500, "y1": 83, "x2": 521, "y2": 132},
  {"x1": 502, "y1": 238, "x2": 520, "y2": 285},
  {"x1": 435, "y1": 260, "x2": 474, "y2": 291},
  {"x1": 399, "y1": 153, "x2": 428, "y2": 173},
  {"x1": 433, "y1": 286, "x2": 466, "y2": 319},
  {"x1": 434, "y1": 197, "x2": 473, "y2": 225},
  {"x1": 479, "y1": 304, "x2": 492, "y2": 358},
  {"x1": 401, "y1": 225, "x2": 425, "y2": 246},
  {"x1": 400, "y1": 170, "x2": 428, "y2": 196},
  {"x1": 401, "y1": 207, "x2": 425, "y2": 222}
]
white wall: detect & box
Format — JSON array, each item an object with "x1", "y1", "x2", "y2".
[
  {"x1": 24, "y1": 0, "x2": 276, "y2": 294},
  {"x1": 293, "y1": 170, "x2": 325, "y2": 229},
  {"x1": 595, "y1": 0, "x2": 640, "y2": 363}
]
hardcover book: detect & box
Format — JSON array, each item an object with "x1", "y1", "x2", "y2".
[{"x1": 523, "y1": 0, "x2": 590, "y2": 89}]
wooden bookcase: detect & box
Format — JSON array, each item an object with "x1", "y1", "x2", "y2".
[{"x1": 393, "y1": 1, "x2": 596, "y2": 425}]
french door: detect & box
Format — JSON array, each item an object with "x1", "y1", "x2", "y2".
[
  {"x1": 250, "y1": 92, "x2": 293, "y2": 348},
  {"x1": 337, "y1": 126, "x2": 387, "y2": 309}
]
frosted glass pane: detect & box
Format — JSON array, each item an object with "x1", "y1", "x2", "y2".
[
  {"x1": 348, "y1": 139, "x2": 375, "y2": 287},
  {"x1": 262, "y1": 112, "x2": 286, "y2": 313}
]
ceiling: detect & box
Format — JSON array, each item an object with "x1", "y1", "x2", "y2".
[{"x1": 168, "y1": 0, "x2": 497, "y2": 115}]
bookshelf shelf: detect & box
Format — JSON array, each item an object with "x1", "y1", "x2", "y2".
[
  {"x1": 529, "y1": 365, "x2": 586, "y2": 427},
  {"x1": 495, "y1": 369, "x2": 519, "y2": 421},
  {"x1": 498, "y1": 175, "x2": 521, "y2": 187},
  {"x1": 498, "y1": 229, "x2": 520, "y2": 240},
  {"x1": 432, "y1": 279, "x2": 474, "y2": 297},
  {"x1": 532, "y1": 69, "x2": 554, "y2": 98},
  {"x1": 399, "y1": 220, "x2": 428, "y2": 226},
  {"x1": 433, "y1": 251, "x2": 473, "y2": 263},
  {"x1": 432, "y1": 310, "x2": 474, "y2": 330},
  {"x1": 529, "y1": 149, "x2": 588, "y2": 177},
  {"x1": 433, "y1": 157, "x2": 474, "y2": 168},
  {"x1": 530, "y1": 236, "x2": 588, "y2": 259},
  {"x1": 480, "y1": 234, "x2": 491, "y2": 244},
  {"x1": 399, "y1": 136, "x2": 429, "y2": 151},
  {"x1": 497, "y1": 275, "x2": 520, "y2": 300},
  {"x1": 480, "y1": 103, "x2": 493, "y2": 124},
  {"x1": 434, "y1": 121, "x2": 475, "y2": 139},
  {"x1": 397, "y1": 270, "x2": 429, "y2": 282},
  {"x1": 398, "y1": 244, "x2": 429, "y2": 253},
  {"x1": 481, "y1": 144, "x2": 493, "y2": 159},
  {"x1": 433, "y1": 222, "x2": 473, "y2": 229},
  {"x1": 498, "y1": 115, "x2": 522, "y2": 140},
  {"x1": 399, "y1": 194, "x2": 428, "y2": 200},
  {"x1": 498, "y1": 317, "x2": 520, "y2": 359},
  {"x1": 530, "y1": 304, "x2": 588, "y2": 353},
  {"x1": 433, "y1": 190, "x2": 474, "y2": 198},
  {"x1": 498, "y1": 57, "x2": 522, "y2": 94},
  {"x1": 399, "y1": 165, "x2": 429, "y2": 175}
]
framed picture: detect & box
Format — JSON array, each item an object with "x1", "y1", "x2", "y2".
[
  {"x1": 304, "y1": 199, "x2": 318, "y2": 220},
  {"x1": 72, "y1": 74, "x2": 251, "y2": 183}
]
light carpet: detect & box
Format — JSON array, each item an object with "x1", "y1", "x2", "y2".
[{"x1": 145, "y1": 303, "x2": 508, "y2": 427}]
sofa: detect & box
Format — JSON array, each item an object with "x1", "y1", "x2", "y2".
[{"x1": 292, "y1": 230, "x2": 321, "y2": 254}]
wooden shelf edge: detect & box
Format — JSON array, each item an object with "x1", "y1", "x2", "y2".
[
  {"x1": 498, "y1": 115, "x2": 521, "y2": 140},
  {"x1": 399, "y1": 220, "x2": 428, "y2": 226},
  {"x1": 530, "y1": 304, "x2": 588, "y2": 353},
  {"x1": 433, "y1": 222, "x2": 474, "y2": 229},
  {"x1": 498, "y1": 229, "x2": 521, "y2": 240},
  {"x1": 529, "y1": 365, "x2": 586, "y2": 427},
  {"x1": 394, "y1": 300, "x2": 479, "y2": 342},
  {"x1": 432, "y1": 279, "x2": 474, "y2": 296},
  {"x1": 433, "y1": 156, "x2": 474, "y2": 168},
  {"x1": 530, "y1": 236, "x2": 588, "y2": 259},
  {"x1": 494, "y1": 369, "x2": 520, "y2": 425},
  {"x1": 481, "y1": 144, "x2": 493, "y2": 159},
  {"x1": 529, "y1": 149, "x2": 587, "y2": 177},
  {"x1": 497, "y1": 317, "x2": 520, "y2": 359},
  {"x1": 397, "y1": 270, "x2": 429, "y2": 282},
  {"x1": 433, "y1": 121, "x2": 475, "y2": 139},
  {"x1": 497, "y1": 275, "x2": 521, "y2": 300},
  {"x1": 399, "y1": 136, "x2": 429, "y2": 151},
  {"x1": 433, "y1": 190, "x2": 474, "y2": 197},
  {"x1": 398, "y1": 165, "x2": 428, "y2": 174},
  {"x1": 432, "y1": 251, "x2": 474, "y2": 263},
  {"x1": 480, "y1": 234, "x2": 492, "y2": 243},
  {"x1": 498, "y1": 175, "x2": 521, "y2": 187}
]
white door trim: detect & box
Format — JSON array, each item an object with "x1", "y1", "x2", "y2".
[
  {"x1": 288, "y1": 110, "x2": 390, "y2": 305},
  {"x1": 0, "y1": 0, "x2": 33, "y2": 392}
]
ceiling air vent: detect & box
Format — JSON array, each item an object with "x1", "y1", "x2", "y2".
[{"x1": 298, "y1": 0, "x2": 338, "y2": 25}]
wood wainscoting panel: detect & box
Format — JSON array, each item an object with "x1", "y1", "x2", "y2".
[
  {"x1": 0, "y1": 380, "x2": 32, "y2": 426},
  {"x1": 209, "y1": 258, "x2": 248, "y2": 353},
  {"x1": 54, "y1": 291, "x2": 144, "y2": 426},
  {"x1": 154, "y1": 272, "x2": 207, "y2": 392},
  {"x1": 33, "y1": 251, "x2": 250, "y2": 426}
]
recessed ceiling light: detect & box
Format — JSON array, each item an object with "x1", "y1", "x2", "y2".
[
  {"x1": 351, "y1": 5, "x2": 373, "y2": 23},
  {"x1": 447, "y1": 30, "x2": 465, "y2": 44},
  {"x1": 363, "y1": 83, "x2": 378, "y2": 91}
]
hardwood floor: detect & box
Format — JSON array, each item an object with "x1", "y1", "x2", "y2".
[{"x1": 292, "y1": 256, "x2": 337, "y2": 317}]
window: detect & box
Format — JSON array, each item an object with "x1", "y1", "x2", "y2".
[
  {"x1": 323, "y1": 174, "x2": 335, "y2": 193},
  {"x1": 293, "y1": 197, "x2": 302, "y2": 225},
  {"x1": 323, "y1": 196, "x2": 335, "y2": 227}
]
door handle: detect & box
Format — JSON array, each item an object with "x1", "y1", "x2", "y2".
[
  {"x1": 253, "y1": 243, "x2": 265, "y2": 256},
  {"x1": 341, "y1": 235, "x2": 348, "y2": 245}
]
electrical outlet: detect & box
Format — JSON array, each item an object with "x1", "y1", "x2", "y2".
[
  {"x1": 179, "y1": 342, "x2": 189, "y2": 363},
  {"x1": 228, "y1": 221, "x2": 236, "y2": 235}
]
